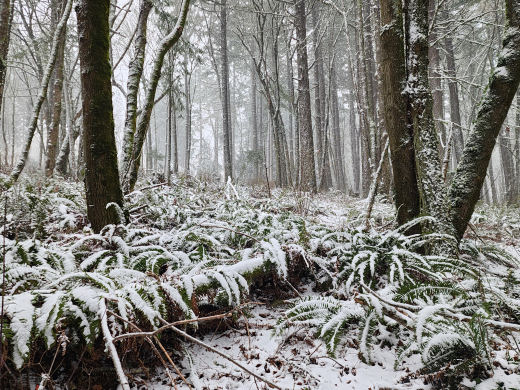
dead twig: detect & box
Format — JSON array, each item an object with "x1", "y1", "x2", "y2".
[{"x1": 168, "y1": 324, "x2": 282, "y2": 389}]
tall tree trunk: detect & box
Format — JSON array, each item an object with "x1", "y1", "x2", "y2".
[
  {"x1": 120, "y1": 0, "x2": 152, "y2": 185},
  {"x1": 76, "y1": 0, "x2": 124, "y2": 232},
  {"x1": 406, "y1": 0, "x2": 454, "y2": 237},
  {"x1": 428, "y1": 0, "x2": 445, "y2": 152},
  {"x1": 449, "y1": 0, "x2": 520, "y2": 240},
  {"x1": 514, "y1": 93, "x2": 520, "y2": 203},
  {"x1": 499, "y1": 125, "x2": 515, "y2": 204},
  {"x1": 250, "y1": 63, "x2": 259, "y2": 180},
  {"x1": 221, "y1": 0, "x2": 233, "y2": 181},
  {"x1": 311, "y1": 5, "x2": 332, "y2": 191},
  {"x1": 212, "y1": 120, "x2": 219, "y2": 176},
  {"x1": 330, "y1": 59, "x2": 346, "y2": 192},
  {"x1": 172, "y1": 100, "x2": 178, "y2": 175},
  {"x1": 357, "y1": 0, "x2": 377, "y2": 182},
  {"x1": 286, "y1": 46, "x2": 297, "y2": 184},
  {"x1": 166, "y1": 85, "x2": 172, "y2": 183},
  {"x1": 45, "y1": 0, "x2": 67, "y2": 177},
  {"x1": 0, "y1": 0, "x2": 13, "y2": 119},
  {"x1": 295, "y1": 0, "x2": 316, "y2": 192},
  {"x1": 124, "y1": 0, "x2": 191, "y2": 193},
  {"x1": 184, "y1": 59, "x2": 192, "y2": 175},
  {"x1": 379, "y1": 0, "x2": 421, "y2": 227},
  {"x1": 443, "y1": 11, "x2": 464, "y2": 166}
]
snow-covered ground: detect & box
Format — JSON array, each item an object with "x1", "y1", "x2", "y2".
[
  {"x1": 2, "y1": 177, "x2": 520, "y2": 390},
  {"x1": 137, "y1": 301, "x2": 520, "y2": 390}
]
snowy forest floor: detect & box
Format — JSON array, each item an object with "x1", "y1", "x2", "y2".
[{"x1": 1, "y1": 175, "x2": 520, "y2": 390}]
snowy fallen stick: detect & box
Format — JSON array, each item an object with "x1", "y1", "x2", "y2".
[
  {"x1": 168, "y1": 323, "x2": 283, "y2": 390},
  {"x1": 124, "y1": 182, "x2": 169, "y2": 197},
  {"x1": 99, "y1": 299, "x2": 131, "y2": 390},
  {"x1": 113, "y1": 302, "x2": 262, "y2": 342},
  {"x1": 108, "y1": 310, "x2": 188, "y2": 389}
]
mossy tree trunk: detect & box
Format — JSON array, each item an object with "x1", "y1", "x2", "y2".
[
  {"x1": 0, "y1": 0, "x2": 13, "y2": 124},
  {"x1": 76, "y1": 0, "x2": 124, "y2": 232},
  {"x1": 448, "y1": 0, "x2": 520, "y2": 240},
  {"x1": 379, "y1": 0, "x2": 421, "y2": 229},
  {"x1": 380, "y1": 0, "x2": 520, "y2": 242},
  {"x1": 406, "y1": 0, "x2": 453, "y2": 236}
]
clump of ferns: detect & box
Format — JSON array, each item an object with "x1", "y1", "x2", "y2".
[
  {"x1": 278, "y1": 218, "x2": 471, "y2": 363},
  {"x1": 2, "y1": 178, "x2": 85, "y2": 239},
  {"x1": 322, "y1": 217, "x2": 464, "y2": 298},
  {"x1": 395, "y1": 311, "x2": 494, "y2": 386},
  {"x1": 2, "y1": 230, "x2": 257, "y2": 369}
]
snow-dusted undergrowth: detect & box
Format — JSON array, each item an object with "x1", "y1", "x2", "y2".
[
  {"x1": 278, "y1": 214, "x2": 520, "y2": 384},
  {"x1": 1, "y1": 175, "x2": 519, "y2": 387}
]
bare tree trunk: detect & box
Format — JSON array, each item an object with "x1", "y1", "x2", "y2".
[
  {"x1": 330, "y1": 60, "x2": 346, "y2": 192},
  {"x1": 499, "y1": 125, "x2": 515, "y2": 204},
  {"x1": 295, "y1": 0, "x2": 316, "y2": 192},
  {"x1": 9, "y1": 88, "x2": 13, "y2": 166},
  {"x1": 44, "y1": 0, "x2": 67, "y2": 177},
  {"x1": 311, "y1": 6, "x2": 332, "y2": 191},
  {"x1": 514, "y1": 93, "x2": 520, "y2": 203},
  {"x1": 443, "y1": 12, "x2": 464, "y2": 166},
  {"x1": 124, "y1": 0, "x2": 191, "y2": 193},
  {"x1": 286, "y1": 45, "x2": 299, "y2": 187},
  {"x1": 357, "y1": 0, "x2": 377, "y2": 189},
  {"x1": 221, "y1": 0, "x2": 233, "y2": 181},
  {"x1": 250, "y1": 63, "x2": 259, "y2": 180},
  {"x1": 76, "y1": 0, "x2": 124, "y2": 232},
  {"x1": 166, "y1": 86, "x2": 172, "y2": 183},
  {"x1": 428, "y1": 0, "x2": 445, "y2": 152},
  {"x1": 184, "y1": 59, "x2": 192, "y2": 175},
  {"x1": 0, "y1": 0, "x2": 13, "y2": 119},
  {"x1": 8, "y1": 0, "x2": 72, "y2": 185},
  {"x1": 212, "y1": 120, "x2": 219, "y2": 177},
  {"x1": 172, "y1": 101, "x2": 178, "y2": 175},
  {"x1": 379, "y1": 0, "x2": 421, "y2": 228},
  {"x1": 120, "y1": 0, "x2": 152, "y2": 183},
  {"x1": 449, "y1": 0, "x2": 520, "y2": 239}
]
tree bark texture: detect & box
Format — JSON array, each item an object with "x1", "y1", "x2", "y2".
[
  {"x1": 221, "y1": 0, "x2": 233, "y2": 182},
  {"x1": 76, "y1": 0, "x2": 124, "y2": 232},
  {"x1": 406, "y1": 0, "x2": 452, "y2": 234},
  {"x1": 379, "y1": 0, "x2": 421, "y2": 228},
  {"x1": 45, "y1": 0, "x2": 67, "y2": 177},
  {"x1": 0, "y1": 0, "x2": 13, "y2": 120},
  {"x1": 120, "y1": 0, "x2": 152, "y2": 187},
  {"x1": 449, "y1": 0, "x2": 520, "y2": 239},
  {"x1": 295, "y1": 0, "x2": 317, "y2": 192}
]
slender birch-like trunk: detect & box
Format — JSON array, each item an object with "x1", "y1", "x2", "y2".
[
  {"x1": 123, "y1": 0, "x2": 191, "y2": 193},
  {"x1": 44, "y1": 0, "x2": 67, "y2": 177},
  {"x1": 8, "y1": 0, "x2": 72, "y2": 185},
  {"x1": 120, "y1": 0, "x2": 153, "y2": 185}
]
